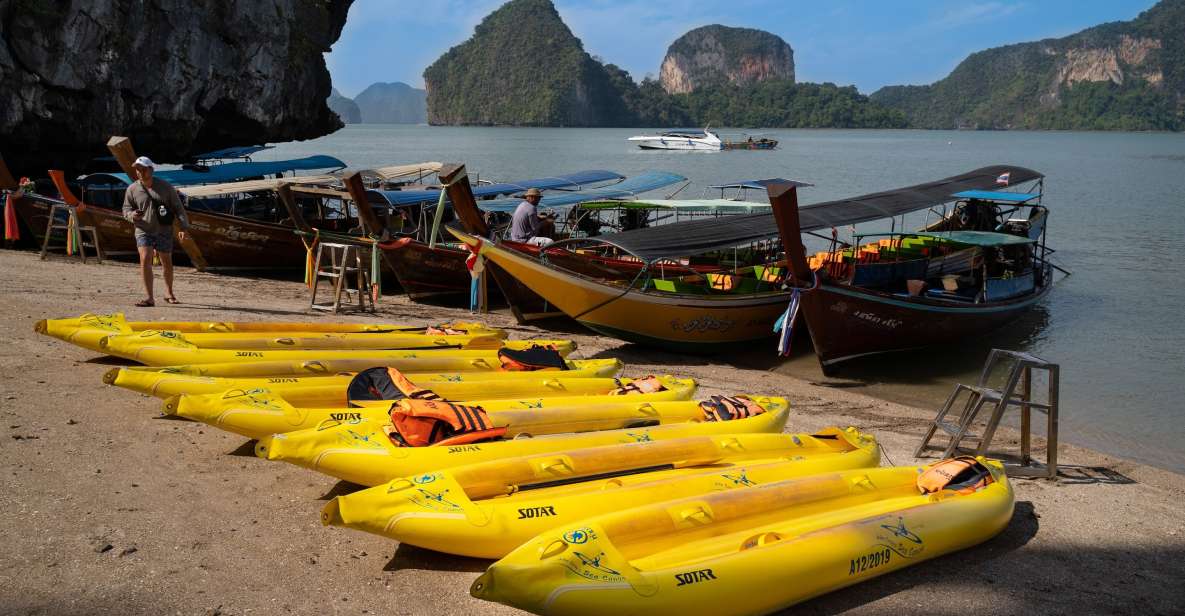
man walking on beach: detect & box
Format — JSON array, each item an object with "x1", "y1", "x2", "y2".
[
  {"x1": 509, "y1": 187, "x2": 555, "y2": 245},
  {"x1": 122, "y1": 156, "x2": 190, "y2": 307}
]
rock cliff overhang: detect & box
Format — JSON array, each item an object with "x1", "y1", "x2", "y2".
[{"x1": 0, "y1": 0, "x2": 353, "y2": 178}]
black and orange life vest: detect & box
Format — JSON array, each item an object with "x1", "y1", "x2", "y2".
[
  {"x1": 497, "y1": 345, "x2": 568, "y2": 371},
  {"x1": 347, "y1": 367, "x2": 440, "y2": 407}
]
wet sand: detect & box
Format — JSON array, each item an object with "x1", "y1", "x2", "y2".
[{"x1": 1, "y1": 248, "x2": 1183, "y2": 615}]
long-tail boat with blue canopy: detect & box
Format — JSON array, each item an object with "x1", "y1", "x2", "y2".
[
  {"x1": 447, "y1": 165, "x2": 1057, "y2": 365},
  {"x1": 367, "y1": 170, "x2": 686, "y2": 311},
  {"x1": 11, "y1": 136, "x2": 351, "y2": 269}
]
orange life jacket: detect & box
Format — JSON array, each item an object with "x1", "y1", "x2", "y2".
[
  {"x1": 608, "y1": 376, "x2": 666, "y2": 396},
  {"x1": 916, "y1": 456, "x2": 994, "y2": 495},
  {"x1": 698, "y1": 395, "x2": 767, "y2": 421},
  {"x1": 386, "y1": 399, "x2": 507, "y2": 447}
]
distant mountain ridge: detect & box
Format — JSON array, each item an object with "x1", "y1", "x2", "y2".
[
  {"x1": 325, "y1": 83, "x2": 426, "y2": 124},
  {"x1": 871, "y1": 0, "x2": 1184, "y2": 130},
  {"x1": 354, "y1": 82, "x2": 427, "y2": 124},
  {"x1": 327, "y1": 87, "x2": 361, "y2": 124}
]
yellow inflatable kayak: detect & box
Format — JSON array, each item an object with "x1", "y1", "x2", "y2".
[
  {"x1": 107, "y1": 366, "x2": 690, "y2": 407},
  {"x1": 36, "y1": 312, "x2": 497, "y2": 353},
  {"x1": 473, "y1": 457, "x2": 1014, "y2": 616},
  {"x1": 114, "y1": 356, "x2": 616, "y2": 379},
  {"x1": 323, "y1": 428, "x2": 878, "y2": 558},
  {"x1": 116, "y1": 357, "x2": 621, "y2": 397},
  {"x1": 98, "y1": 330, "x2": 575, "y2": 364},
  {"x1": 169, "y1": 388, "x2": 761, "y2": 440},
  {"x1": 256, "y1": 397, "x2": 790, "y2": 487}
]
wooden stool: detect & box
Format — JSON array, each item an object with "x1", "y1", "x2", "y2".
[
  {"x1": 39, "y1": 201, "x2": 104, "y2": 264},
  {"x1": 309, "y1": 242, "x2": 374, "y2": 313},
  {"x1": 916, "y1": 349, "x2": 1060, "y2": 479}
]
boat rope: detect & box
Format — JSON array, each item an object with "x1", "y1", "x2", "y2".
[{"x1": 878, "y1": 442, "x2": 896, "y2": 467}]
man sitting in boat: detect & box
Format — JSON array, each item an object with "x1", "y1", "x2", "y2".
[{"x1": 509, "y1": 187, "x2": 555, "y2": 246}]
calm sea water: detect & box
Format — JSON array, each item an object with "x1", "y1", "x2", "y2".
[{"x1": 263, "y1": 125, "x2": 1185, "y2": 473}]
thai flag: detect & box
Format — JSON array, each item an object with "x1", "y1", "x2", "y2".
[{"x1": 996, "y1": 172, "x2": 1011, "y2": 186}]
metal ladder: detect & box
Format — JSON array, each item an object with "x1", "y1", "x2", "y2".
[
  {"x1": 916, "y1": 349, "x2": 1060, "y2": 478},
  {"x1": 39, "y1": 202, "x2": 103, "y2": 264},
  {"x1": 309, "y1": 242, "x2": 374, "y2": 313}
]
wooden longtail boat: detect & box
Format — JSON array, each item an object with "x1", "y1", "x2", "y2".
[
  {"x1": 767, "y1": 167, "x2": 1055, "y2": 372},
  {"x1": 365, "y1": 165, "x2": 685, "y2": 316},
  {"x1": 449, "y1": 165, "x2": 1056, "y2": 367}
]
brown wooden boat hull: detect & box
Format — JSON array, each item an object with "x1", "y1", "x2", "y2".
[
  {"x1": 13, "y1": 197, "x2": 308, "y2": 270},
  {"x1": 799, "y1": 279, "x2": 1053, "y2": 371},
  {"x1": 380, "y1": 238, "x2": 487, "y2": 301}
]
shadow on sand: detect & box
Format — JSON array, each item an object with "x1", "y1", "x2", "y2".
[{"x1": 385, "y1": 542, "x2": 492, "y2": 573}]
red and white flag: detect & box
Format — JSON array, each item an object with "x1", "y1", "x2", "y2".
[{"x1": 996, "y1": 172, "x2": 1011, "y2": 186}]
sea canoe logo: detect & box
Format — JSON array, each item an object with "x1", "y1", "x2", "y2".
[
  {"x1": 409, "y1": 487, "x2": 461, "y2": 512},
  {"x1": 563, "y1": 528, "x2": 593, "y2": 545},
  {"x1": 412, "y1": 473, "x2": 438, "y2": 485},
  {"x1": 626, "y1": 431, "x2": 652, "y2": 443},
  {"x1": 718, "y1": 469, "x2": 756, "y2": 488},
  {"x1": 876, "y1": 516, "x2": 924, "y2": 558}
]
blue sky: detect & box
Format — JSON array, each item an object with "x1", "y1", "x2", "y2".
[{"x1": 326, "y1": 0, "x2": 1157, "y2": 98}]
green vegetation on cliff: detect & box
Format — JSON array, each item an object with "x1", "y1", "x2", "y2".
[
  {"x1": 664, "y1": 80, "x2": 906, "y2": 128},
  {"x1": 422, "y1": 0, "x2": 632, "y2": 126},
  {"x1": 871, "y1": 0, "x2": 1185, "y2": 130},
  {"x1": 423, "y1": 0, "x2": 899, "y2": 128}
]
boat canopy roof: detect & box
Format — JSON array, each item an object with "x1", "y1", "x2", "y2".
[
  {"x1": 593, "y1": 165, "x2": 1044, "y2": 261},
  {"x1": 81, "y1": 155, "x2": 348, "y2": 187},
  {"x1": 709, "y1": 178, "x2": 814, "y2": 190},
  {"x1": 180, "y1": 175, "x2": 340, "y2": 198},
  {"x1": 952, "y1": 189, "x2": 1040, "y2": 203},
  {"x1": 362, "y1": 162, "x2": 442, "y2": 181},
  {"x1": 193, "y1": 145, "x2": 274, "y2": 160},
  {"x1": 577, "y1": 198, "x2": 769, "y2": 212},
  {"x1": 477, "y1": 171, "x2": 687, "y2": 213},
  {"x1": 368, "y1": 170, "x2": 624, "y2": 207},
  {"x1": 913, "y1": 231, "x2": 1036, "y2": 246}
]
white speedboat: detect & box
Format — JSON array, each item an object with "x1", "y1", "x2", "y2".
[{"x1": 627, "y1": 128, "x2": 722, "y2": 151}]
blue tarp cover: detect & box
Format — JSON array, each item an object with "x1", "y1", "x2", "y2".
[
  {"x1": 82, "y1": 155, "x2": 347, "y2": 187},
  {"x1": 952, "y1": 190, "x2": 1040, "y2": 202},
  {"x1": 477, "y1": 171, "x2": 687, "y2": 213},
  {"x1": 709, "y1": 178, "x2": 814, "y2": 190},
  {"x1": 194, "y1": 145, "x2": 275, "y2": 160},
  {"x1": 369, "y1": 170, "x2": 625, "y2": 206}
]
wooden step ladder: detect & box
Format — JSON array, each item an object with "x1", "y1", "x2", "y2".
[
  {"x1": 916, "y1": 349, "x2": 1060, "y2": 479},
  {"x1": 39, "y1": 201, "x2": 104, "y2": 264},
  {"x1": 309, "y1": 242, "x2": 374, "y2": 314}
]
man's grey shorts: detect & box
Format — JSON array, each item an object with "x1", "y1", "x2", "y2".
[{"x1": 135, "y1": 230, "x2": 173, "y2": 252}]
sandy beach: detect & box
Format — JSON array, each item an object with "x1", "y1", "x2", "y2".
[{"x1": 2, "y1": 248, "x2": 1183, "y2": 616}]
